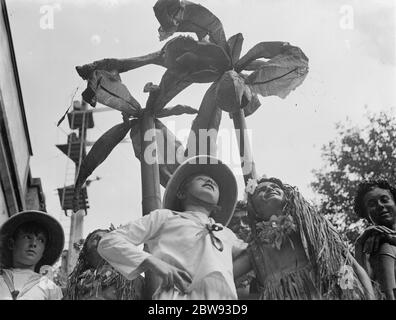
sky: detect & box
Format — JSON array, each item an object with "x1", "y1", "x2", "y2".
[{"x1": 5, "y1": 0, "x2": 396, "y2": 245}]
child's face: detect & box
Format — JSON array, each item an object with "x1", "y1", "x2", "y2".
[
  {"x1": 11, "y1": 230, "x2": 47, "y2": 270},
  {"x1": 251, "y1": 181, "x2": 285, "y2": 220},
  {"x1": 185, "y1": 175, "x2": 220, "y2": 205},
  {"x1": 363, "y1": 187, "x2": 396, "y2": 228}
]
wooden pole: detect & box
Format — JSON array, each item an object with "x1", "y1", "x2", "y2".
[
  {"x1": 140, "y1": 110, "x2": 162, "y2": 215},
  {"x1": 139, "y1": 108, "x2": 162, "y2": 299},
  {"x1": 232, "y1": 109, "x2": 257, "y2": 184},
  {"x1": 67, "y1": 101, "x2": 88, "y2": 274},
  {"x1": 232, "y1": 109, "x2": 259, "y2": 298},
  {"x1": 67, "y1": 209, "x2": 84, "y2": 274}
]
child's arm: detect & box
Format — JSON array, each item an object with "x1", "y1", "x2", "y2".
[
  {"x1": 233, "y1": 252, "x2": 253, "y2": 280},
  {"x1": 377, "y1": 255, "x2": 395, "y2": 300},
  {"x1": 354, "y1": 242, "x2": 373, "y2": 279},
  {"x1": 226, "y1": 228, "x2": 251, "y2": 279},
  {"x1": 376, "y1": 244, "x2": 396, "y2": 300},
  {"x1": 98, "y1": 210, "x2": 192, "y2": 293},
  {"x1": 141, "y1": 256, "x2": 192, "y2": 293},
  {"x1": 97, "y1": 210, "x2": 169, "y2": 280},
  {"x1": 349, "y1": 254, "x2": 376, "y2": 300}
]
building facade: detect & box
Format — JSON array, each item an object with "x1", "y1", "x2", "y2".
[{"x1": 0, "y1": 0, "x2": 45, "y2": 227}]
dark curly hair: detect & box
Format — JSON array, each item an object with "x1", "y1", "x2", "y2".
[
  {"x1": 254, "y1": 177, "x2": 285, "y2": 194},
  {"x1": 64, "y1": 229, "x2": 109, "y2": 299},
  {"x1": 353, "y1": 179, "x2": 396, "y2": 219},
  {"x1": 248, "y1": 176, "x2": 291, "y2": 222}
]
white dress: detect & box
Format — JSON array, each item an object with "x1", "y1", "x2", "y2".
[
  {"x1": 97, "y1": 209, "x2": 247, "y2": 300},
  {"x1": 0, "y1": 268, "x2": 63, "y2": 300}
]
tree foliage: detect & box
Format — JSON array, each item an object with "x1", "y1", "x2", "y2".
[{"x1": 311, "y1": 111, "x2": 396, "y2": 243}]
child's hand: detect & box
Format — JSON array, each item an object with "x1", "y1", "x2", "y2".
[{"x1": 143, "y1": 256, "x2": 192, "y2": 294}]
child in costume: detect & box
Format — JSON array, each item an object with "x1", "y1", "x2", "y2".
[
  {"x1": 354, "y1": 180, "x2": 396, "y2": 300},
  {"x1": 97, "y1": 155, "x2": 247, "y2": 300},
  {"x1": 228, "y1": 201, "x2": 258, "y2": 299},
  {"x1": 233, "y1": 177, "x2": 374, "y2": 300},
  {"x1": 65, "y1": 228, "x2": 144, "y2": 300},
  {"x1": 0, "y1": 210, "x2": 64, "y2": 300}
]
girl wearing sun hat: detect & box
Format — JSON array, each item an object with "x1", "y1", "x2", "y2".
[{"x1": 98, "y1": 155, "x2": 247, "y2": 300}]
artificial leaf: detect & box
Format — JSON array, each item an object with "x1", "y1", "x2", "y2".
[
  {"x1": 173, "y1": 2, "x2": 227, "y2": 48},
  {"x1": 227, "y1": 33, "x2": 244, "y2": 66},
  {"x1": 145, "y1": 36, "x2": 231, "y2": 113},
  {"x1": 175, "y1": 44, "x2": 229, "y2": 74},
  {"x1": 76, "y1": 52, "x2": 165, "y2": 80},
  {"x1": 215, "y1": 70, "x2": 251, "y2": 113},
  {"x1": 129, "y1": 119, "x2": 142, "y2": 159},
  {"x1": 163, "y1": 36, "x2": 230, "y2": 74},
  {"x1": 146, "y1": 69, "x2": 193, "y2": 113},
  {"x1": 73, "y1": 122, "x2": 131, "y2": 211},
  {"x1": 235, "y1": 41, "x2": 289, "y2": 72},
  {"x1": 162, "y1": 36, "x2": 198, "y2": 70},
  {"x1": 242, "y1": 59, "x2": 267, "y2": 71},
  {"x1": 245, "y1": 45, "x2": 309, "y2": 99},
  {"x1": 154, "y1": 0, "x2": 227, "y2": 49},
  {"x1": 82, "y1": 70, "x2": 141, "y2": 115},
  {"x1": 243, "y1": 94, "x2": 261, "y2": 117},
  {"x1": 129, "y1": 119, "x2": 185, "y2": 187},
  {"x1": 188, "y1": 69, "x2": 222, "y2": 83},
  {"x1": 143, "y1": 82, "x2": 160, "y2": 93},
  {"x1": 185, "y1": 82, "x2": 222, "y2": 157},
  {"x1": 156, "y1": 104, "x2": 197, "y2": 118},
  {"x1": 155, "y1": 120, "x2": 186, "y2": 187},
  {"x1": 153, "y1": 0, "x2": 183, "y2": 37},
  {"x1": 146, "y1": 67, "x2": 224, "y2": 114}
]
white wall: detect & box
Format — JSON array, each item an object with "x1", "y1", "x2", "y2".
[
  {"x1": 0, "y1": 188, "x2": 8, "y2": 226},
  {"x1": 0, "y1": 4, "x2": 30, "y2": 198}
]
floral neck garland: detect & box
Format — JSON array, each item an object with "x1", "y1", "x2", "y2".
[{"x1": 255, "y1": 214, "x2": 297, "y2": 250}]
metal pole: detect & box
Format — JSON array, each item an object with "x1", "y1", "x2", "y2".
[{"x1": 232, "y1": 109, "x2": 257, "y2": 184}]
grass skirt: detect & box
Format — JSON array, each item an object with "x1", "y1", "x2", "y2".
[{"x1": 248, "y1": 185, "x2": 368, "y2": 300}]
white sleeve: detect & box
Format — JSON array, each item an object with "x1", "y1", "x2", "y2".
[
  {"x1": 49, "y1": 285, "x2": 63, "y2": 300},
  {"x1": 97, "y1": 209, "x2": 170, "y2": 280},
  {"x1": 225, "y1": 227, "x2": 248, "y2": 258},
  {"x1": 42, "y1": 278, "x2": 63, "y2": 300}
]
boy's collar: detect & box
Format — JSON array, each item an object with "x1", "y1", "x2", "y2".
[{"x1": 175, "y1": 211, "x2": 217, "y2": 226}]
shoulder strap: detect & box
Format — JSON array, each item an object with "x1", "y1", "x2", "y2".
[
  {"x1": 1, "y1": 269, "x2": 44, "y2": 299},
  {"x1": 0, "y1": 269, "x2": 19, "y2": 300}
]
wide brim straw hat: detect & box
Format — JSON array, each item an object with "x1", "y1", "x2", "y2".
[
  {"x1": 163, "y1": 155, "x2": 238, "y2": 226},
  {"x1": 0, "y1": 210, "x2": 65, "y2": 269}
]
